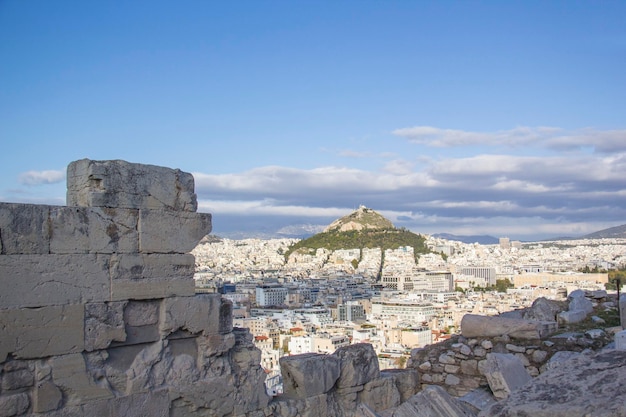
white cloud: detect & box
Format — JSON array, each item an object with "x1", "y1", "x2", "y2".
[
  {"x1": 392, "y1": 125, "x2": 626, "y2": 154},
  {"x1": 18, "y1": 170, "x2": 65, "y2": 186}
]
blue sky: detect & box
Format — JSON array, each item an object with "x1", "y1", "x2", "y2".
[{"x1": 1, "y1": 1, "x2": 625, "y2": 240}]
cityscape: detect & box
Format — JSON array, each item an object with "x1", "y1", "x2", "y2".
[{"x1": 192, "y1": 228, "x2": 624, "y2": 395}]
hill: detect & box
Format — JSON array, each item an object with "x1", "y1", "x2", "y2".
[
  {"x1": 285, "y1": 206, "x2": 429, "y2": 259},
  {"x1": 581, "y1": 223, "x2": 626, "y2": 239}
]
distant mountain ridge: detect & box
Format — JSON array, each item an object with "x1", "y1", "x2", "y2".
[
  {"x1": 581, "y1": 223, "x2": 626, "y2": 239},
  {"x1": 432, "y1": 233, "x2": 499, "y2": 245}
]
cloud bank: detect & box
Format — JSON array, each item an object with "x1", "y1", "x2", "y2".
[{"x1": 197, "y1": 126, "x2": 626, "y2": 240}]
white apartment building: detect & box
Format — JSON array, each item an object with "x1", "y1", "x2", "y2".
[
  {"x1": 256, "y1": 284, "x2": 288, "y2": 307},
  {"x1": 371, "y1": 299, "x2": 436, "y2": 324}
]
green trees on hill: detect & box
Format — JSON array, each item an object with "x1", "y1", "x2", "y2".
[{"x1": 284, "y1": 228, "x2": 429, "y2": 261}]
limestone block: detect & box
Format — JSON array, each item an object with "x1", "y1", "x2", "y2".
[
  {"x1": 124, "y1": 300, "x2": 160, "y2": 345},
  {"x1": 458, "y1": 387, "x2": 497, "y2": 414},
  {"x1": 522, "y1": 297, "x2": 562, "y2": 322},
  {"x1": 616, "y1": 330, "x2": 626, "y2": 350},
  {"x1": 0, "y1": 203, "x2": 50, "y2": 254},
  {"x1": 0, "y1": 392, "x2": 30, "y2": 417},
  {"x1": 280, "y1": 353, "x2": 341, "y2": 399},
  {"x1": 67, "y1": 159, "x2": 197, "y2": 212},
  {"x1": 219, "y1": 297, "x2": 233, "y2": 334},
  {"x1": 483, "y1": 353, "x2": 532, "y2": 400},
  {"x1": 461, "y1": 314, "x2": 553, "y2": 340},
  {"x1": 160, "y1": 294, "x2": 221, "y2": 337},
  {"x1": 0, "y1": 254, "x2": 110, "y2": 309},
  {"x1": 109, "y1": 254, "x2": 195, "y2": 300},
  {"x1": 334, "y1": 343, "x2": 380, "y2": 389},
  {"x1": 569, "y1": 296, "x2": 593, "y2": 315},
  {"x1": 480, "y1": 350, "x2": 626, "y2": 417},
  {"x1": 619, "y1": 294, "x2": 626, "y2": 329},
  {"x1": 84, "y1": 301, "x2": 127, "y2": 351},
  {"x1": 558, "y1": 309, "x2": 588, "y2": 324},
  {"x1": 385, "y1": 385, "x2": 476, "y2": 417},
  {"x1": 169, "y1": 377, "x2": 236, "y2": 417},
  {"x1": 545, "y1": 351, "x2": 581, "y2": 371},
  {"x1": 49, "y1": 206, "x2": 138, "y2": 254},
  {"x1": 1, "y1": 364, "x2": 34, "y2": 391},
  {"x1": 125, "y1": 340, "x2": 173, "y2": 394},
  {"x1": 51, "y1": 353, "x2": 114, "y2": 406},
  {"x1": 0, "y1": 304, "x2": 84, "y2": 362},
  {"x1": 33, "y1": 381, "x2": 63, "y2": 413},
  {"x1": 98, "y1": 391, "x2": 170, "y2": 417},
  {"x1": 138, "y1": 209, "x2": 211, "y2": 253},
  {"x1": 359, "y1": 375, "x2": 401, "y2": 412},
  {"x1": 380, "y1": 368, "x2": 420, "y2": 402}
]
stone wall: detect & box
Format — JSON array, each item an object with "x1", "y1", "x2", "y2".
[{"x1": 0, "y1": 159, "x2": 271, "y2": 417}]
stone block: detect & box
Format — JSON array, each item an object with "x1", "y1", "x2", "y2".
[
  {"x1": 0, "y1": 392, "x2": 30, "y2": 417},
  {"x1": 109, "y1": 254, "x2": 195, "y2": 301},
  {"x1": 558, "y1": 309, "x2": 588, "y2": 324},
  {"x1": 51, "y1": 353, "x2": 114, "y2": 406},
  {"x1": 107, "y1": 390, "x2": 170, "y2": 417},
  {"x1": 124, "y1": 300, "x2": 160, "y2": 345},
  {"x1": 33, "y1": 381, "x2": 63, "y2": 413},
  {"x1": 0, "y1": 202, "x2": 50, "y2": 254},
  {"x1": 0, "y1": 304, "x2": 85, "y2": 362},
  {"x1": 49, "y1": 206, "x2": 139, "y2": 254},
  {"x1": 619, "y1": 294, "x2": 626, "y2": 329},
  {"x1": 280, "y1": 353, "x2": 341, "y2": 399},
  {"x1": 380, "y1": 368, "x2": 420, "y2": 403},
  {"x1": 461, "y1": 314, "x2": 552, "y2": 340},
  {"x1": 160, "y1": 294, "x2": 221, "y2": 337},
  {"x1": 112, "y1": 278, "x2": 195, "y2": 301},
  {"x1": 84, "y1": 301, "x2": 127, "y2": 351},
  {"x1": 334, "y1": 343, "x2": 380, "y2": 389},
  {"x1": 0, "y1": 254, "x2": 110, "y2": 309},
  {"x1": 109, "y1": 253, "x2": 195, "y2": 280},
  {"x1": 483, "y1": 353, "x2": 532, "y2": 400},
  {"x1": 139, "y1": 209, "x2": 211, "y2": 253},
  {"x1": 615, "y1": 330, "x2": 626, "y2": 351},
  {"x1": 360, "y1": 375, "x2": 401, "y2": 412},
  {"x1": 1, "y1": 365, "x2": 34, "y2": 391},
  {"x1": 386, "y1": 385, "x2": 475, "y2": 417},
  {"x1": 67, "y1": 159, "x2": 197, "y2": 212}
]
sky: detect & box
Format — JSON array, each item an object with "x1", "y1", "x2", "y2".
[{"x1": 1, "y1": 1, "x2": 626, "y2": 241}]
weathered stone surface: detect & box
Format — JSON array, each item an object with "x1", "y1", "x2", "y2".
[
  {"x1": 0, "y1": 254, "x2": 110, "y2": 308},
  {"x1": 569, "y1": 294, "x2": 593, "y2": 315},
  {"x1": 0, "y1": 304, "x2": 84, "y2": 362},
  {"x1": 50, "y1": 206, "x2": 139, "y2": 254},
  {"x1": 480, "y1": 350, "x2": 626, "y2": 417},
  {"x1": 384, "y1": 385, "x2": 476, "y2": 417},
  {"x1": 523, "y1": 297, "x2": 562, "y2": 322},
  {"x1": 381, "y1": 369, "x2": 420, "y2": 403},
  {"x1": 619, "y1": 294, "x2": 626, "y2": 329},
  {"x1": 67, "y1": 159, "x2": 197, "y2": 212},
  {"x1": 51, "y1": 353, "x2": 114, "y2": 406},
  {"x1": 482, "y1": 353, "x2": 531, "y2": 400},
  {"x1": 160, "y1": 294, "x2": 221, "y2": 337},
  {"x1": 616, "y1": 330, "x2": 626, "y2": 351},
  {"x1": 461, "y1": 314, "x2": 552, "y2": 340},
  {"x1": 124, "y1": 300, "x2": 160, "y2": 345},
  {"x1": 82, "y1": 390, "x2": 170, "y2": 417},
  {"x1": 280, "y1": 353, "x2": 341, "y2": 399},
  {"x1": 0, "y1": 202, "x2": 50, "y2": 254},
  {"x1": 125, "y1": 340, "x2": 172, "y2": 394},
  {"x1": 138, "y1": 209, "x2": 211, "y2": 253},
  {"x1": 360, "y1": 374, "x2": 401, "y2": 412},
  {"x1": 0, "y1": 392, "x2": 30, "y2": 417},
  {"x1": 109, "y1": 254, "x2": 195, "y2": 300},
  {"x1": 558, "y1": 309, "x2": 588, "y2": 324},
  {"x1": 459, "y1": 388, "x2": 497, "y2": 414},
  {"x1": 544, "y1": 350, "x2": 581, "y2": 371},
  {"x1": 1, "y1": 361, "x2": 34, "y2": 390},
  {"x1": 33, "y1": 381, "x2": 63, "y2": 413},
  {"x1": 334, "y1": 343, "x2": 380, "y2": 389},
  {"x1": 85, "y1": 301, "x2": 127, "y2": 351}
]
